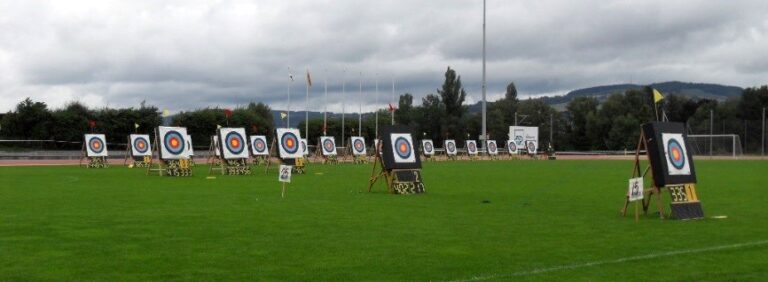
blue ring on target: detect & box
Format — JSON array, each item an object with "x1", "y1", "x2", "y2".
[
  {"x1": 323, "y1": 139, "x2": 335, "y2": 152},
  {"x1": 394, "y1": 137, "x2": 412, "y2": 159},
  {"x1": 225, "y1": 131, "x2": 245, "y2": 155},
  {"x1": 667, "y1": 139, "x2": 686, "y2": 169},
  {"x1": 526, "y1": 141, "x2": 535, "y2": 152},
  {"x1": 133, "y1": 137, "x2": 149, "y2": 154},
  {"x1": 163, "y1": 130, "x2": 186, "y2": 155},
  {"x1": 468, "y1": 142, "x2": 477, "y2": 152},
  {"x1": 424, "y1": 141, "x2": 433, "y2": 153},
  {"x1": 489, "y1": 142, "x2": 496, "y2": 152},
  {"x1": 89, "y1": 137, "x2": 105, "y2": 153},
  {"x1": 281, "y1": 132, "x2": 299, "y2": 154},
  {"x1": 509, "y1": 142, "x2": 517, "y2": 151},
  {"x1": 354, "y1": 139, "x2": 365, "y2": 152},
  {"x1": 253, "y1": 138, "x2": 266, "y2": 153}
]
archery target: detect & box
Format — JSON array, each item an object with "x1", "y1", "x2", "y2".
[
  {"x1": 351, "y1": 136, "x2": 367, "y2": 156},
  {"x1": 130, "y1": 134, "x2": 151, "y2": 157},
  {"x1": 211, "y1": 136, "x2": 220, "y2": 157},
  {"x1": 507, "y1": 140, "x2": 518, "y2": 154},
  {"x1": 250, "y1": 135, "x2": 269, "y2": 156},
  {"x1": 487, "y1": 140, "x2": 498, "y2": 155},
  {"x1": 158, "y1": 127, "x2": 188, "y2": 160},
  {"x1": 84, "y1": 134, "x2": 108, "y2": 157},
  {"x1": 320, "y1": 136, "x2": 337, "y2": 156},
  {"x1": 445, "y1": 140, "x2": 457, "y2": 155},
  {"x1": 276, "y1": 128, "x2": 302, "y2": 159},
  {"x1": 186, "y1": 135, "x2": 194, "y2": 156},
  {"x1": 422, "y1": 139, "x2": 434, "y2": 155},
  {"x1": 662, "y1": 133, "x2": 691, "y2": 175},
  {"x1": 466, "y1": 140, "x2": 478, "y2": 155},
  {"x1": 390, "y1": 133, "x2": 416, "y2": 163},
  {"x1": 526, "y1": 140, "x2": 536, "y2": 154},
  {"x1": 218, "y1": 127, "x2": 249, "y2": 159},
  {"x1": 301, "y1": 139, "x2": 309, "y2": 156}
]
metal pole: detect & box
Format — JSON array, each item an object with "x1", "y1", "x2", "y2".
[
  {"x1": 762, "y1": 107, "x2": 765, "y2": 157},
  {"x1": 323, "y1": 69, "x2": 327, "y2": 136},
  {"x1": 710, "y1": 109, "x2": 713, "y2": 156},
  {"x1": 342, "y1": 70, "x2": 346, "y2": 147},
  {"x1": 359, "y1": 72, "x2": 362, "y2": 137},
  {"x1": 391, "y1": 76, "x2": 395, "y2": 125},
  {"x1": 481, "y1": 0, "x2": 487, "y2": 147},
  {"x1": 287, "y1": 67, "x2": 291, "y2": 127},
  {"x1": 375, "y1": 73, "x2": 379, "y2": 140},
  {"x1": 550, "y1": 112, "x2": 553, "y2": 148},
  {"x1": 306, "y1": 70, "x2": 309, "y2": 141},
  {"x1": 514, "y1": 112, "x2": 517, "y2": 126}
]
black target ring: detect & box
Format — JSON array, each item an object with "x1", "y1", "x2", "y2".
[
  {"x1": 281, "y1": 132, "x2": 299, "y2": 154},
  {"x1": 447, "y1": 142, "x2": 456, "y2": 153},
  {"x1": 133, "y1": 137, "x2": 149, "y2": 154},
  {"x1": 394, "y1": 137, "x2": 412, "y2": 159},
  {"x1": 667, "y1": 139, "x2": 686, "y2": 169},
  {"x1": 164, "y1": 130, "x2": 186, "y2": 155},
  {"x1": 89, "y1": 137, "x2": 105, "y2": 154},
  {"x1": 353, "y1": 139, "x2": 365, "y2": 153},
  {"x1": 225, "y1": 131, "x2": 245, "y2": 155},
  {"x1": 253, "y1": 138, "x2": 266, "y2": 153},
  {"x1": 323, "y1": 139, "x2": 335, "y2": 153},
  {"x1": 424, "y1": 141, "x2": 433, "y2": 153}
]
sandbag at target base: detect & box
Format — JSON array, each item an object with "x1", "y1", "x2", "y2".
[{"x1": 84, "y1": 157, "x2": 109, "y2": 168}]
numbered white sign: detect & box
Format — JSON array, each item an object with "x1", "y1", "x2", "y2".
[
  {"x1": 627, "y1": 177, "x2": 644, "y2": 202},
  {"x1": 279, "y1": 165, "x2": 292, "y2": 183}
]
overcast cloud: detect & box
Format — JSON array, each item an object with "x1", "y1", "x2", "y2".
[{"x1": 1, "y1": 0, "x2": 767, "y2": 113}]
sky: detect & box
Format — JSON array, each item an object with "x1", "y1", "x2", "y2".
[{"x1": 1, "y1": 0, "x2": 767, "y2": 113}]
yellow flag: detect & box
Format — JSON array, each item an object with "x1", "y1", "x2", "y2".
[
  {"x1": 134, "y1": 123, "x2": 140, "y2": 129},
  {"x1": 162, "y1": 109, "x2": 170, "y2": 117},
  {"x1": 653, "y1": 89, "x2": 664, "y2": 103},
  {"x1": 216, "y1": 124, "x2": 222, "y2": 129},
  {"x1": 280, "y1": 112, "x2": 288, "y2": 120}
]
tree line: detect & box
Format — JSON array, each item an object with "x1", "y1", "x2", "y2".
[{"x1": 2, "y1": 67, "x2": 767, "y2": 153}]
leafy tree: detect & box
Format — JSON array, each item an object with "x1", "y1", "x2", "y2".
[
  {"x1": 437, "y1": 67, "x2": 468, "y2": 139},
  {"x1": 566, "y1": 97, "x2": 598, "y2": 150}
]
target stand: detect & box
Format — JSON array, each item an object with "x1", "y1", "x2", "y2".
[
  {"x1": 124, "y1": 136, "x2": 152, "y2": 168},
  {"x1": 265, "y1": 137, "x2": 306, "y2": 174},
  {"x1": 315, "y1": 138, "x2": 339, "y2": 165},
  {"x1": 146, "y1": 133, "x2": 192, "y2": 177},
  {"x1": 367, "y1": 126, "x2": 425, "y2": 195},
  {"x1": 621, "y1": 123, "x2": 703, "y2": 220},
  {"x1": 80, "y1": 134, "x2": 108, "y2": 168}
]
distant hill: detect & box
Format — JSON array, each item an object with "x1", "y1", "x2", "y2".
[{"x1": 468, "y1": 81, "x2": 744, "y2": 113}]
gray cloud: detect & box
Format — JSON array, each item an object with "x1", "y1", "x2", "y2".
[{"x1": 1, "y1": 0, "x2": 767, "y2": 113}]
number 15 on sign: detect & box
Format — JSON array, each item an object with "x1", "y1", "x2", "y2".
[{"x1": 279, "y1": 165, "x2": 292, "y2": 198}]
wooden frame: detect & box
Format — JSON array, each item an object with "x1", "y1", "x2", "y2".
[{"x1": 620, "y1": 129, "x2": 666, "y2": 219}]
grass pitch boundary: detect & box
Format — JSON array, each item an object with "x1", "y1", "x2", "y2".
[{"x1": 444, "y1": 240, "x2": 768, "y2": 282}]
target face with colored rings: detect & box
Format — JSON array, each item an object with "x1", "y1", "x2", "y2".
[
  {"x1": 667, "y1": 139, "x2": 685, "y2": 169},
  {"x1": 423, "y1": 140, "x2": 434, "y2": 155},
  {"x1": 224, "y1": 131, "x2": 245, "y2": 155},
  {"x1": 526, "y1": 141, "x2": 536, "y2": 153},
  {"x1": 321, "y1": 137, "x2": 337, "y2": 155},
  {"x1": 467, "y1": 141, "x2": 477, "y2": 154},
  {"x1": 89, "y1": 137, "x2": 105, "y2": 153},
  {"x1": 164, "y1": 130, "x2": 186, "y2": 155},
  {"x1": 390, "y1": 133, "x2": 416, "y2": 163},
  {"x1": 134, "y1": 137, "x2": 149, "y2": 153},
  {"x1": 446, "y1": 140, "x2": 457, "y2": 155},
  {"x1": 275, "y1": 128, "x2": 303, "y2": 158},
  {"x1": 253, "y1": 138, "x2": 266, "y2": 153},
  {"x1": 282, "y1": 133, "x2": 299, "y2": 154},
  {"x1": 488, "y1": 141, "x2": 497, "y2": 154},
  {"x1": 354, "y1": 139, "x2": 364, "y2": 152},
  {"x1": 508, "y1": 141, "x2": 517, "y2": 153}
]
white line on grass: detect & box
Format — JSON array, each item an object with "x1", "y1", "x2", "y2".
[{"x1": 443, "y1": 240, "x2": 768, "y2": 282}]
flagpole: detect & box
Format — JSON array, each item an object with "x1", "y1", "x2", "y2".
[
  {"x1": 391, "y1": 76, "x2": 395, "y2": 125},
  {"x1": 375, "y1": 73, "x2": 379, "y2": 140},
  {"x1": 323, "y1": 69, "x2": 328, "y2": 136},
  {"x1": 481, "y1": 0, "x2": 487, "y2": 149},
  {"x1": 359, "y1": 72, "x2": 362, "y2": 137},
  {"x1": 342, "y1": 70, "x2": 346, "y2": 147},
  {"x1": 306, "y1": 69, "x2": 310, "y2": 141},
  {"x1": 287, "y1": 67, "x2": 292, "y2": 127}
]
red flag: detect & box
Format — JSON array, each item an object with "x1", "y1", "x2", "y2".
[
  {"x1": 88, "y1": 120, "x2": 96, "y2": 128},
  {"x1": 223, "y1": 109, "x2": 232, "y2": 118},
  {"x1": 388, "y1": 103, "x2": 396, "y2": 112}
]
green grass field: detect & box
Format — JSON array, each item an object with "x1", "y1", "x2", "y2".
[{"x1": 1, "y1": 160, "x2": 767, "y2": 281}]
